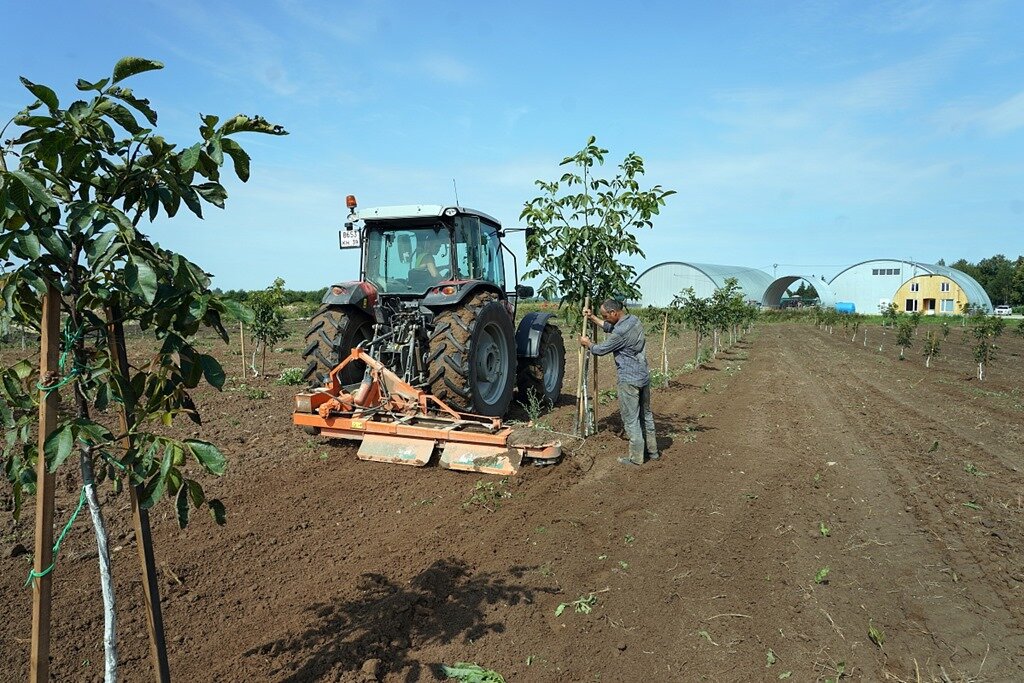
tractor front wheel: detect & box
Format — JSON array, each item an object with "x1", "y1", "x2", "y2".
[
  {"x1": 301, "y1": 305, "x2": 374, "y2": 387},
  {"x1": 428, "y1": 292, "x2": 516, "y2": 417},
  {"x1": 517, "y1": 323, "x2": 565, "y2": 407}
]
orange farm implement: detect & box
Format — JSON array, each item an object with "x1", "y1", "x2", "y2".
[{"x1": 293, "y1": 347, "x2": 561, "y2": 475}]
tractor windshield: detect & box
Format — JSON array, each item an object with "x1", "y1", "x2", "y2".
[{"x1": 365, "y1": 225, "x2": 453, "y2": 294}]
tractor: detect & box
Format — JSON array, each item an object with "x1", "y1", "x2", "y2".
[{"x1": 299, "y1": 196, "x2": 566, "y2": 420}]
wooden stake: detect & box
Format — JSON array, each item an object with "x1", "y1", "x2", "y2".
[
  {"x1": 106, "y1": 306, "x2": 171, "y2": 683},
  {"x1": 239, "y1": 321, "x2": 245, "y2": 378},
  {"x1": 31, "y1": 284, "x2": 60, "y2": 683},
  {"x1": 591, "y1": 318, "x2": 599, "y2": 431},
  {"x1": 661, "y1": 312, "x2": 669, "y2": 375},
  {"x1": 575, "y1": 296, "x2": 590, "y2": 435}
]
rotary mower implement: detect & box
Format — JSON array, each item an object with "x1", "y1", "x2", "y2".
[{"x1": 293, "y1": 346, "x2": 561, "y2": 475}]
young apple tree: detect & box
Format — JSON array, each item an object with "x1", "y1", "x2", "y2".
[
  {"x1": 922, "y1": 329, "x2": 942, "y2": 368},
  {"x1": 971, "y1": 315, "x2": 1004, "y2": 380},
  {"x1": 895, "y1": 320, "x2": 914, "y2": 360},
  {"x1": 0, "y1": 58, "x2": 285, "y2": 678},
  {"x1": 521, "y1": 135, "x2": 675, "y2": 319},
  {"x1": 247, "y1": 277, "x2": 288, "y2": 377}
]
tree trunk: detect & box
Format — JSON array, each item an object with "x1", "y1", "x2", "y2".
[
  {"x1": 82, "y1": 462, "x2": 118, "y2": 682},
  {"x1": 239, "y1": 322, "x2": 246, "y2": 378},
  {"x1": 661, "y1": 312, "x2": 668, "y2": 375}
]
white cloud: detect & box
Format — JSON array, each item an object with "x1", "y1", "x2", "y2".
[
  {"x1": 976, "y1": 90, "x2": 1024, "y2": 133},
  {"x1": 417, "y1": 55, "x2": 476, "y2": 84}
]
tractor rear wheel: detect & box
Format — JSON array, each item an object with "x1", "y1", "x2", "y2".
[
  {"x1": 517, "y1": 323, "x2": 565, "y2": 407},
  {"x1": 301, "y1": 305, "x2": 374, "y2": 387},
  {"x1": 427, "y1": 291, "x2": 516, "y2": 417}
]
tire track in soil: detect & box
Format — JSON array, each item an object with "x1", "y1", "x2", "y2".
[{"x1": 801, "y1": 329, "x2": 1024, "y2": 678}]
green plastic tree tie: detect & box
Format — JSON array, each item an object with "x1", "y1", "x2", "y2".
[
  {"x1": 24, "y1": 486, "x2": 87, "y2": 588},
  {"x1": 36, "y1": 322, "x2": 88, "y2": 395}
]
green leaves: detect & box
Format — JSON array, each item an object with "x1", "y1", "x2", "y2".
[
  {"x1": 19, "y1": 77, "x2": 59, "y2": 111},
  {"x1": 199, "y1": 354, "x2": 225, "y2": 390},
  {"x1": 112, "y1": 57, "x2": 164, "y2": 84},
  {"x1": 125, "y1": 257, "x2": 159, "y2": 304},
  {"x1": 868, "y1": 620, "x2": 885, "y2": 648},
  {"x1": 1, "y1": 57, "x2": 287, "y2": 532},
  {"x1": 44, "y1": 425, "x2": 76, "y2": 472},
  {"x1": 9, "y1": 170, "x2": 57, "y2": 208},
  {"x1": 180, "y1": 143, "x2": 201, "y2": 172},
  {"x1": 185, "y1": 439, "x2": 227, "y2": 475},
  {"x1": 220, "y1": 138, "x2": 251, "y2": 181},
  {"x1": 441, "y1": 663, "x2": 506, "y2": 683},
  {"x1": 522, "y1": 136, "x2": 674, "y2": 315}
]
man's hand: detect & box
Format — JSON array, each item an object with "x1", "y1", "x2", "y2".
[
  {"x1": 579, "y1": 335, "x2": 592, "y2": 348},
  {"x1": 582, "y1": 307, "x2": 593, "y2": 318}
]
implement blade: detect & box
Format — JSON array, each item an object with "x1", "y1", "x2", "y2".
[
  {"x1": 357, "y1": 434, "x2": 435, "y2": 466},
  {"x1": 439, "y1": 443, "x2": 523, "y2": 476}
]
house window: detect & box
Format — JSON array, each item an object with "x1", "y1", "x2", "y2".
[
  {"x1": 872, "y1": 269, "x2": 879, "y2": 275},
  {"x1": 905, "y1": 299, "x2": 918, "y2": 312},
  {"x1": 910, "y1": 282, "x2": 920, "y2": 292},
  {"x1": 940, "y1": 299, "x2": 954, "y2": 313},
  {"x1": 940, "y1": 282, "x2": 950, "y2": 292},
  {"x1": 894, "y1": 269, "x2": 900, "y2": 275}
]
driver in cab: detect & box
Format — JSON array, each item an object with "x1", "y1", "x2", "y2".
[{"x1": 415, "y1": 233, "x2": 448, "y2": 279}]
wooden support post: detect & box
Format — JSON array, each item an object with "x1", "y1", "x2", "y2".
[
  {"x1": 661, "y1": 312, "x2": 669, "y2": 375},
  {"x1": 106, "y1": 306, "x2": 171, "y2": 683},
  {"x1": 591, "y1": 319, "x2": 599, "y2": 431},
  {"x1": 239, "y1": 321, "x2": 246, "y2": 378},
  {"x1": 575, "y1": 296, "x2": 590, "y2": 435},
  {"x1": 31, "y1": 284, "x2": 60, "y2": 683}
]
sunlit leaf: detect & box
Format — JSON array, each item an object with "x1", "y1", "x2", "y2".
[
  {"x1": 185, "y1": 439, "x2": 226, "y2": 476},
  {"x1": 112, "y1": 57, "x2": 164, "y2": 84}
]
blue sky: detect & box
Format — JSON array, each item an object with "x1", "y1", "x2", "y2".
[{"x1": 3, "y1": 1, "x2": 1022, "y2": 290}]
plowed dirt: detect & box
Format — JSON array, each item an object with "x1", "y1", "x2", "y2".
[{"x1": 2, "y1": 321, "x2": 1023, "y2": 681}]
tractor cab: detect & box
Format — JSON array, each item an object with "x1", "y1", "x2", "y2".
[{"x1": 351, "y1": 205, "x2": 507, "y2": 297}]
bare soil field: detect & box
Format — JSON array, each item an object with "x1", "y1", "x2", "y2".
[{"x1": 2, "y1": 320, "x2": 1023, "y2": 681}]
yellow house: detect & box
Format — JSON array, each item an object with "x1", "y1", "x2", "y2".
[{"x1": 893, "y1": 274, "x2": 967, "y2": 315}]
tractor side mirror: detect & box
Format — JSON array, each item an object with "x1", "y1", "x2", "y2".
[{"x1": 516, "y1": 284, "x2": 534, "y2": 299}]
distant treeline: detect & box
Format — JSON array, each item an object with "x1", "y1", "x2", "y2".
[
  {"x1": 943, "y1": 255, "x2": 1024, "y2": 307},
  {"x1": 215, "y1": 288, "x2": 328, "y2": 305}
]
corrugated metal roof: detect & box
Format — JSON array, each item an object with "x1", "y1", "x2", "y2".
[
  {"x1": 830, "y1": 259, "x2": 992, "y2": 313},
  {"x1": 634, "y1": 262, "x2": 773, "y2": 307}
]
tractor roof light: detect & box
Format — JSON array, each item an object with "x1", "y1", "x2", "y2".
[
  {"x1": 443, "y1": 207, "x2": 457, "y2": 217},
  {"x1": 346, "y1": 194, "x2": 358, "y2": 209}
]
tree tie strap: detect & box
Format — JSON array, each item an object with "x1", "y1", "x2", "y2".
[{"x1": 24, "y1": 486, "x2": 87, "y2": 587}]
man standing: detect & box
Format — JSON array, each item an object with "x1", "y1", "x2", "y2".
[{"x1": 579, "y1": 299, "x2": 660, "y2": 466}]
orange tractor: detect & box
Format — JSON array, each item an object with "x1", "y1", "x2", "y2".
[{"x1": 292, "y1": 197, "x2": 565, "y2": 474}]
